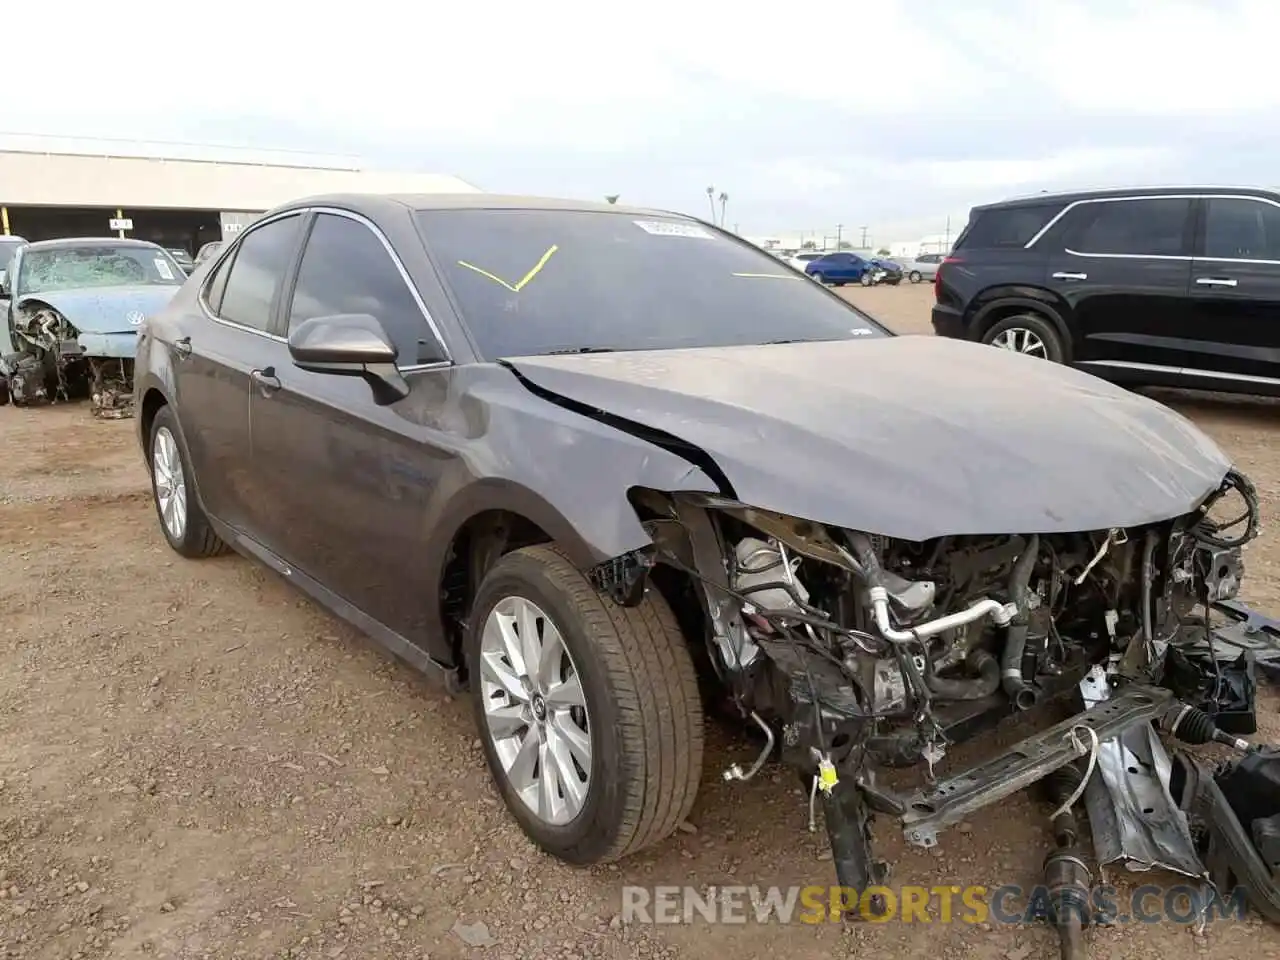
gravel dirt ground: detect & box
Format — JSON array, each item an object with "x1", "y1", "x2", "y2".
[{"x1": 2, "y1": 282, "x2": 1277, "y2": 960}]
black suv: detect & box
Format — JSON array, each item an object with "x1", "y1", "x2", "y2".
[{"x1": 932, "y1": 186, "x2": 1280, "y2": 396}]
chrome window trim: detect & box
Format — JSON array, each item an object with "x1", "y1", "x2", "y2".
[
  {"x1": 196, "y1": 207, "x2": 301, "y2": 342},
  {"x1": 1026, "y1": 192, "x2": 1280, "y2": 264},
  {"x1": 197, "y1": 205, "x2": 456, "y2": 365},
  {"x1": 304, "y1": 206, "x2": 454, "y2": 366}
]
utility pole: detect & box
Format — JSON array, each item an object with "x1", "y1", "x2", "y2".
[
  {"x1": 944, "y1": 215, "x2": 952, "y2": 252},
  {"x1": 859, "y1": 225, "x2": 869, "y2": 249},
  {"x1": 835, "y1": 224, "x2": 843, "y2": 249}
]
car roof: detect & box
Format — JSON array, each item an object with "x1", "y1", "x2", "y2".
[
  {"x1": 268, "y1": 192, "x2": 703, "y2": 222},
  {"x1": 974, "y1": 184, "x2": 1280, "y2": 214},
  {"x1": 23, "y1": 236, "x2": 164, "y2": 251}
]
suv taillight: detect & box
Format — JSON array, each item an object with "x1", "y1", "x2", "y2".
[{"x1": 935, "y1": 256, "x2": 961, "y2": 299}]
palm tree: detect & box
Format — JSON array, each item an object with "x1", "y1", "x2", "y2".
[
  {"x1": 605, "y1": 194, "x2": 620, "y2": 204},
  {"x1": 717, "y1": 192, "x2": 728, "y2": 227},
  {"x1": 705, "y1": 186, "x2": 716, "y2": 222}
]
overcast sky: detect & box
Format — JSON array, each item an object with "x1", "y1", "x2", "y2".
[{"x1": 8, "y1": 0, "x2": 1276, "y2": 244}]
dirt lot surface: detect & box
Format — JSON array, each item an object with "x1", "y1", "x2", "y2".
[{"x1": 2, "y1": 282, "x2": 1277, "y2": 960}]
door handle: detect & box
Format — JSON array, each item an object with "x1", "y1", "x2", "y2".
[
  {"x1": 250, "y1": 367, "x2": 282, "y2": 396},
  {"x1": 1195, "y1": 277, "x2": 1238, "y2": 287},
  {"x1": 173, "y1": 336, "x2": 192, "y2": 359},
  {"x1": 1052, "y1": 271, "x2": 1088, "y2": 281}
]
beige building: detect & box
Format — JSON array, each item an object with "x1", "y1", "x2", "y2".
[{"x1": 0, "y1": 134, "x2": 480, "y2": 254}]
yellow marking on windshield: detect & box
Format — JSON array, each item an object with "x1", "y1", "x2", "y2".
[
  {"x1": 457, "y1": 244, "x2": 559, "y2": 292},
  {"x1": 732, "y1": 272, "x2": 800, "y2": 279}
]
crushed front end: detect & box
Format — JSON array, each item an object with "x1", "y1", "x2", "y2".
[
  {"x1": 3, "y1": 301, "x2": 135, "y2": 418},
  {"x1": 618, "y1": 467, "x2": 1271, "y2": 921}
]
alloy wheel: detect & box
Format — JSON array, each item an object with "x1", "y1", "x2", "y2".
[
  {"x1": 990, "y1": 327, "x2": 1048, "y2": 358},
  {"x1": 152, "y1": 426, "x2": 188, "y2": 541},
  {"x1": 478, "y1": 596, "x2": 592, "y2": 826}
]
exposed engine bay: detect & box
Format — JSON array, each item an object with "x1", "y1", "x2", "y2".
[
  {"x1": 590, "y1": 467, "x2": 1276, "y2": 937},
  {"x1": 1, "y1": 302, "x2": 134, "y2": 417}
]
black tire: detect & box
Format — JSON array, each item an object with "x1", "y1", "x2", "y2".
[
  {"x1": 0, "y1": 377, "x2": 8, "y2": 407},
  {"x1": 909, "y1": 271, "x2": 922, "y2": 283},
  {"x1": 979, "y1": 312, "x2": 1067, "y2": 363},
  {"x1": 148, "y1": 405, "x2": 229, "y2": 559},
  {"x1": 466, "y1": 544, "x2": 704, "y2": 865}
]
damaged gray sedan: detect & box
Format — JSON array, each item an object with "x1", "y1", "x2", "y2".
[{"x1": 133, "y1": 194, "x2": 1280, "y2": 933}]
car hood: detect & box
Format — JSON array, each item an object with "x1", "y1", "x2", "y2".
[
  {"x1": 505, "y1": 336, "x2": 1233, "y2": 541},
  {"x1": 16, "y1": 286, "x2": 181, "y2": 334}
]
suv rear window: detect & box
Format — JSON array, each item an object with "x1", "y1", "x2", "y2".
[{"x1": 954, "y1": 202, "x2": 1063, "y2": 250}]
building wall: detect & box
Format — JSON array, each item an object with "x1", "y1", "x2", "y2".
[{"x1": 0, "y1": 150, "x2": 480, "y2": 212}]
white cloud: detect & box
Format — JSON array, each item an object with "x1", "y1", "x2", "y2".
[{"x1": 4, "y1": 0, "x2": 1278, "y2": 231}]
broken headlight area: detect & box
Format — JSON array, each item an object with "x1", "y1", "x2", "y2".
[
  {"x1": 613, "y1": 471, "x2": 1275, "y2": 923},
  {"x1": 3, "y1": 302, "x2": 135, "y2": 418}
]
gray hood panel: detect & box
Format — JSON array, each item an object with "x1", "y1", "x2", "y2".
[{"x1": 507, "y1": 336, "x2": 1232, "y2": 541}]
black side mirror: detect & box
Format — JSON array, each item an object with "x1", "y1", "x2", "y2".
[{"x1": 288, "y1": 313, "x2": 410, "y2": 405}]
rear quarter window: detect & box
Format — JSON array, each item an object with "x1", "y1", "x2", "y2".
[{"x1": 954, "y1": 202, "x2": 1064, "y2": 250}]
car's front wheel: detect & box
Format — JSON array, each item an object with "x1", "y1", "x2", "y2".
[
  {"x1": 860, "y1": 272, "x2": 873, "y2": 286},
  {"x1": 466, "y1": 544, "x2": 704, "y2": 865},
  {"x1": 980, "y1": 313, "x2": 1066, "y2": 363},
  {"x1": 148, "y1": 405, "x2": 229, "y2": 558}
]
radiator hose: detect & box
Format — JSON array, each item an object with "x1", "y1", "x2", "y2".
[{"x1": 1001, "y1": 534, "x2": 1040, "y2": 711}]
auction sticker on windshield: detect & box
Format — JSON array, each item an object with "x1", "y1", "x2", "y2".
[
  {"x1": 154, "y1": 258, "x2": 175, "y2": 281},
  {"x1": 633, "y1": 220, "x2": 713, "y2": 239}
]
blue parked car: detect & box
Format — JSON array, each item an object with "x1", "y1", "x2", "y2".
[
  {"x1": 1, "y1": 237, "x2": 187, "y2": 414},
  {"x1": 803, "y1": 252, "x2": 883, "y2": 286}
]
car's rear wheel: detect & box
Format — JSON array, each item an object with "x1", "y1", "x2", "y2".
[
  {"x1": 148, "y1": 405, "x2": 229, "y2": 558},
  {"x1": 981, "y1": 313, "x2": 1066, "y2": 363},
  {"x1": 466, "y1": 544, "x2": 703, "y2": 865},
  {"x1": 909, "y1": 270, "x2": 922, "y2": 283}
]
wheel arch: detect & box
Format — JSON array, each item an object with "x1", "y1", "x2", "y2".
[
  {"x1": 429, "y1": 477, "x2": 663, "y2": 673},
  {"x1": 968, "y1": 289, "x2": 1073, "y2": 361}
]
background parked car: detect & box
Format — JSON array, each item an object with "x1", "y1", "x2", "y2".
[
  {"x1": 786, "y1": 250, "x2": 826, "y2": 272},
  {"x1": 0, "y1": 235, "x2": 28, "y2": 352},
  {"x1": 898, "y1": 252, "x2": 945, "y2": 283},
  {"x1": 194, "y1": 240, "x2": 226, "y2": 267},
  {"x1": 166, "y1": 247, "x2": 196, "y2": 275},
  {"x1": 804, "y1": 251, "x2": 881, "y2": 286},
  {"x1": 931, "y1": 184, "x2": 1280, "y2": 397},
  {"x1": 869, "y1": 257, "x2": 903, "y2": 285}
]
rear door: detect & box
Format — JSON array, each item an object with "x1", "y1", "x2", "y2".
[
  {"x1": 1040, "y1": 196, "x2": 1195, "y2": 369},
  {"x1": 1185, "y1": 195, "x2": 1280, "y2": 381},
  {"x1": 172, "y1": 212, "x2": 305, "y2": 533}
]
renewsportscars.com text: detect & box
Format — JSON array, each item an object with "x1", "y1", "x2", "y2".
[{"x1": 620, "y1": 883, "x2": 1249, "y2": 925}]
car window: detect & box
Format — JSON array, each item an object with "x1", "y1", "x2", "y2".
[
  {"x1": 203, "y1": 252, "x2": 232, "y2": 314},
  {"x1": 955, "y1": 202, "x2": 1062, "y2": 250},
  {"x1": 287, "y1": 213, "x2": 444, "y2": 366},
  {"x1": 217, "y1": 214, "x2": 303, "y2": 332},
  {"x1": 1203, "y1": 198, "x2": 1280, "y2": 262},
  {"x1": 1066, "y1": 198, "x2": 1192, "y2": 257},
  {"x1": 417, "y1": 208, "x2": 888, "y2": 359}
]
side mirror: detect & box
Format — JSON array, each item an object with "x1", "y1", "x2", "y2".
[{"x1": 288, "y1": 313, "x2": 410, "y2": 405}]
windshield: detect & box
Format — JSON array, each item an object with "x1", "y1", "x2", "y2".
[
  {"x1": 17, "y1": 244, "x2": 185, "y2": 295},
  {"x1": 418, "y1": 209, "x2": 888, "y2": 359}
]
